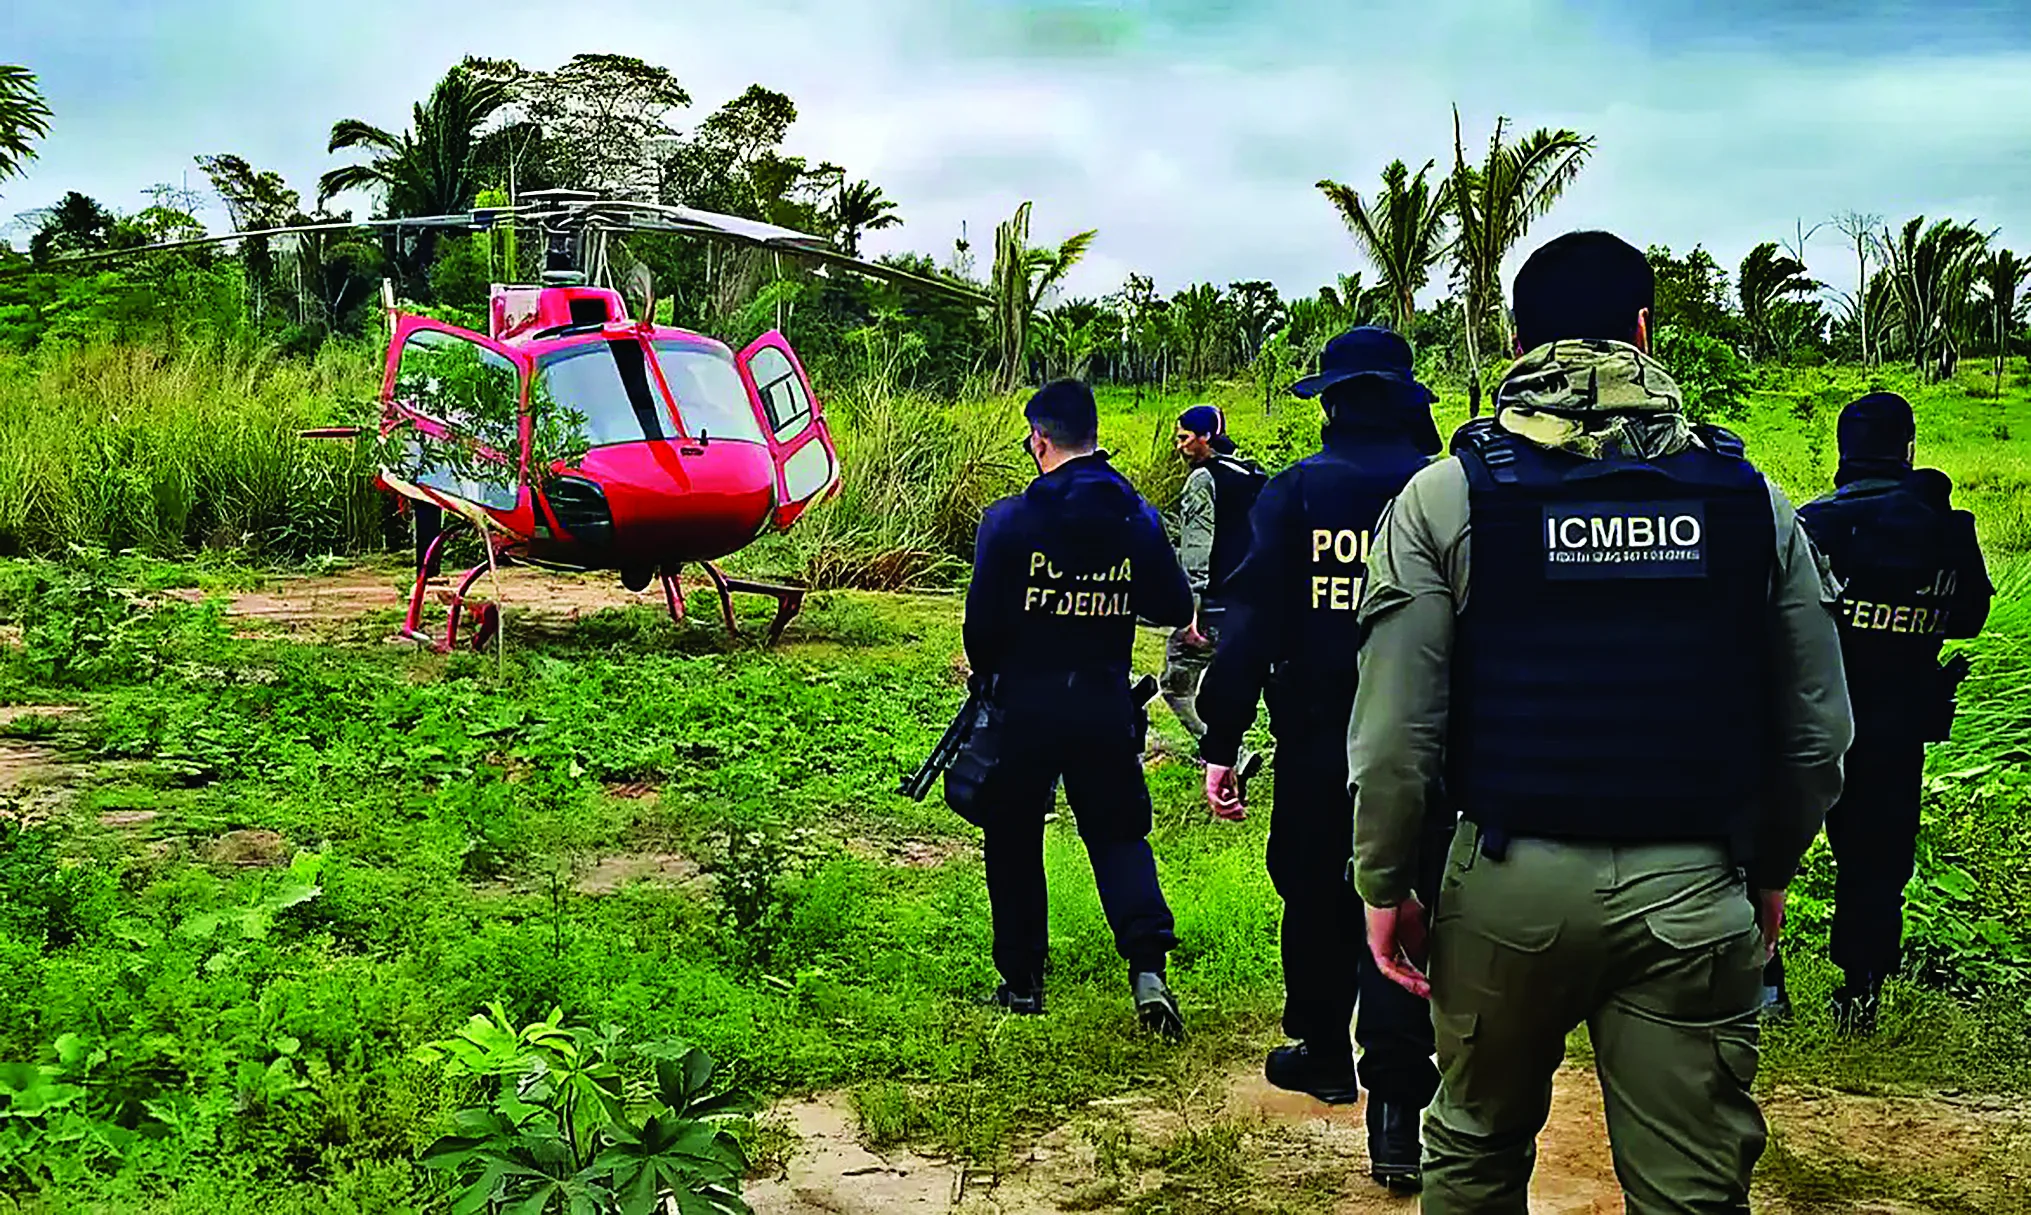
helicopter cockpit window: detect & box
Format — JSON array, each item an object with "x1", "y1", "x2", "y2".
[
  {"x1": 651, "y1": 343, "x2": 768, "y2": 446},
  {"x1": 536, "y1": 341, "x2": 671, "y2": 448},
  {"x1": 746, "y1": 346, "x2": 814, "y2": 439},
  {"x1": 391, "y1": 330, "x2": 523, "y2": 512}
]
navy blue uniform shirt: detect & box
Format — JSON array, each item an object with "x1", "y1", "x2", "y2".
[
  {"x1": 965, "y1": 452, "x2": 1193, "y2": 679},
  {"x1": 1797, "y1": 468, "x2": 1992, "y2": 733},
  {"x1": 1196, "y1": 421, "x2": 1431, "y2": 765}
]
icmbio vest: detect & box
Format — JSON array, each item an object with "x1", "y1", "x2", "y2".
[{"x1": 1448, "y1": 419, "x2": 1775, "y2": 849}]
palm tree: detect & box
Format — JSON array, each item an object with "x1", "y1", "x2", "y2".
[
  {"x1": 318, "y1": 66, "x2": 510, "y2": 217},
  {"x1": 1038, "y1": 307, "x2": 1100, "y2": 381},
  {"x1": 991, "y1": 201, "x2": 1096, "y2": 392},
  {"x1": 1227, "y1": 280, "x2": 1284, "y2": 364},
  {"x1": 831, "y1": 179, "x2": 901, "y2": 257},
  {"x1": 1737, "y1": 242, "x2": 1819, "y2": 361},
  {"x1": 1317, "y1": 158, "x2": 1451, "y2": 332},
  {"x1": 1169, "y1": 282, "x2": 1233, "y2": 384},
  {"x1": 0, "y1": 65, "x2": 54, "y2": 190},
  {"x1": 1976, "y1": 248, "x2": 2030, "y2": 397},
  {"x1": 1876, "y1": 217, "x2": 1991, "y2": 382},
  {"x1": 1449, "y1": 107, "x2": 1596, "y2": 415}
]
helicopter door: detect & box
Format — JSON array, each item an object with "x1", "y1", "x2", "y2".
[
  {"x1": 736, "y1": 332, "x2": 839, "y2": 531},
  {"x1": 382, "y1": 318, "x2": 532, "y2": 525}
]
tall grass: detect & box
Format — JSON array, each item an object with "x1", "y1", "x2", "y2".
[
  {"x1": 0, "y1": 340, "x2": 388, "y2": 558},
  {"x1": 6, "y1": 338, "x2": 2026, "y2": 580},
  {"x1": 756, "y1": 384, "x2": 1030, "y2": 590}
]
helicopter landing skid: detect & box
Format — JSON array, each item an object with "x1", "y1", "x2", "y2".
[
  {"x1": 400, "y1": 522, "x2": 506, "y2": 654},
  {"x1": 660, "y1": 562, "x2": 805, "y2": 646}
]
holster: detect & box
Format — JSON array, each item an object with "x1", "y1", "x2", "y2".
[
  {"x1": 1131, "y1": 673, "x2": 1160, "y2": 752},
  {"x1": 1915, "y1": 653, "x2": 1973, "y2": 743},
  {"x1": 944, "y1": 696, "x2": 1005, "y2": 828}
]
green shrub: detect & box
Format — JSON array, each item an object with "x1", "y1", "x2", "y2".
[{"x1": 415, "y1": 1003, "x2": 755, "y2": 1215}]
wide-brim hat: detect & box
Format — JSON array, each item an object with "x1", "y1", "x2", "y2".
[{"x1": 1291, "y1": 326, "x2": 1436, "y2": 402}]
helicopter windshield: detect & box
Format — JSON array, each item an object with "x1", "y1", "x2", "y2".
[
  {"x1": 650, "y1": 343, "x2": 768, "y2": 446},
  {"x1": 536, "y1": 341, "x2": 672, "y2": 448}
]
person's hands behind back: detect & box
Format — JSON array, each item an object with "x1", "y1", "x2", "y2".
[{"x1": 1205, "y1": 764, "x2": 1245, "y2": 820}]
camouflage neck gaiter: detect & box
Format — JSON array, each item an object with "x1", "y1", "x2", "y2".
[{"x1": 1492, "y1": 339, "x2": 1695, "y2": 461}]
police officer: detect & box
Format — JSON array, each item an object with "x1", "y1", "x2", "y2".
[
  {"x1": 1195, "y1": 327, "x2": 1445, "y2": 1193},
  {"x1": 963, "y1": 379, "x2": 1194, "y2": 1036},
  {"x1": 1161, "y1": 405, "x2": 1266, "y2": 739},
  {"x1": 1352, "y1": 231, "x2": 1854, "y2": 1211},
  {"x1": 1774, "y1": 392, "x2": 1992, "y2": 1029}
]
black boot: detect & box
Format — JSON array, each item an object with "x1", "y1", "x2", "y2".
[
  {"x1": 1132, "y1": 971, "x2": 1184, "y2": 1040},
  {"x1": 1832, "y1": 974, "x2": 1881, "y2": 1035},
  {"x1": 989, "y1": 976, "x2": 1044, "y2": 1016},
  {"x1": 1366, "y1": 1100, "x2": 1423, "y2": 1193},
  {"x1": 1263, "y1": 1043, "x2": 1359, "y2": 1104}
]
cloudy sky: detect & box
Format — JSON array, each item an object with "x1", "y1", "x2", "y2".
[{"x1": 7, "y1": 0, "x2": 2031, "y2": 304}]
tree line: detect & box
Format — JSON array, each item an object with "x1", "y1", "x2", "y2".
[{"x1": 1, "y1": 60, "x2": 2026, "y2": 404}]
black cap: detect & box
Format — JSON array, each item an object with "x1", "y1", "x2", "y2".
[
  {"x1": 1837, "y1": 392, "x2": 1915, "y2": 461},
  {"x1": 1024, "y1": 378, "x2": 1099, "y2": 442}
]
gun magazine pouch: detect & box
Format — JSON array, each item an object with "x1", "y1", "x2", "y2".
[{"x1": 944, "y1": 701, "x2": 1005, "y2": 828}]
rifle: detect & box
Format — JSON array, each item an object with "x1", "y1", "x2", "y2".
[
  {"x1": 899, "y1": 686, "x2": 988, "y2": 801},
  {"x1": 900, "y1": 673, "x2": 1164, "y2": 802}
]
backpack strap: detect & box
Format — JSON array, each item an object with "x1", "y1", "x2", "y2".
[
  {"x1": 1449, "y1": 416, "x2": 1520, "y2": 485},
  {"x1": 1694, "y1": 423, "x2": 1747, "y2": 460}
]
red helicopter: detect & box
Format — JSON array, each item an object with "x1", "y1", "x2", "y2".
[{"x1": 17, "y1": 192, "x2": 987, "y2": 650}]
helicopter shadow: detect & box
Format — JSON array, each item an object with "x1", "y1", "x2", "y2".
[{"x1": 497, "y1": 591, "x2": 908, "y2": 660}]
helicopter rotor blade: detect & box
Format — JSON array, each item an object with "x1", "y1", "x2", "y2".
[
  {"x1": 562, "y1": 205, "x2": 988, "y2": 306},
  {"x1": 0, "y1": 211, "x2": 509, "y2": 279},
  {"x1": 781, "y1": 245, "x2": 990, "y2": 307},
  {"x1": 3, "y1": 191, "x2": 988, "y2": 305}
]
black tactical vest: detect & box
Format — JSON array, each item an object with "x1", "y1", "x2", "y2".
[
  {"x1": 1267, "y1": 435, "x2": 1429, "y2": 728},
  {"x1": 1798, "y1": 476, "x2": 1972, "y2": 727},
  {"x1": 1204, "y1": 455, "x2": 1266, "y2": 599},
  {"x1": 1449, "y1": 419, "x2": 1775, "y2": 848}
]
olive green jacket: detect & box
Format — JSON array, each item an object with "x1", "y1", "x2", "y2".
[{"x1": 1348, "y1": 341, "x2": 1855, "y2": 905}]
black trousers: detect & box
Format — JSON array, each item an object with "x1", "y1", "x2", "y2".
[
  {"x1": 1268, "y1": 726, "x2": 1440, "y2": 1108},
  {"x1": 1827, "y1": 730, "x2": 1926, "y2": 988},
  {"x1": 978, "y1": 673, "x2": 1177, "y2": 985}
]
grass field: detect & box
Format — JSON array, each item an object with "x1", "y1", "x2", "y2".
[{"x1": 0, "y1": 349, "x2": 2028, "y2": 1211}]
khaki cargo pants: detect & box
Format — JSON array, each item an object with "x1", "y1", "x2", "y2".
[
  {"x1": 1159, "y1": 604, "x2": 1223, "y2": 738},
  {"x1": 1423, "y1": 820, "x2": 1767, "y2": 1214}
]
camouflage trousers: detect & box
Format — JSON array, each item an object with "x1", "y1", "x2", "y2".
[
  {"x1": 1159, "y1": 605, "x2": 1223, "y2": 738},
  {"x1": 1422, "y1": 820, "x2": 1767, "y2": 1214}
]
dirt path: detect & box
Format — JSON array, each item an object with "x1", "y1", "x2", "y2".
[
  {"x1": 748, "y1": 1064, "x2": 1624, "y2": 1215},
  {"x1": 162, "y1": 567, "x2": 675, "y2": 634},
  {"x1": 747, "y1": 1063, "x2": 2031, "y2": 1214},
  {"x1": 0, "y1": 705, "x2": 81, "y2": 821}
]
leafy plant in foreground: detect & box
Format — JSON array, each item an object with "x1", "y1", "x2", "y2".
[{"x1": 417, "y1": 1003, "x2": 755, "y2": 1215}]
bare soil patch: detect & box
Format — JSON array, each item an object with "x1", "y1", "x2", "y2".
[
  {"x1": 0, "y1": 704, "x2": 79, "y2": 728},
  {"x1": 98, "y1": 810, "x2": 162, "y2": 828},
  {"x1": 572, "y1": 851, "x2": 703, "y2": 896},
  {"x1": 748, "y1": 1064, "x2": 2030, "y2": 1215},
  {"x1": 1759, "y1": 1085, "x2": 2031, "y2": 1212},
  {"x1": 843, "y1": 836, "x2": 975, "y2": 870},
  {"x1": 208, "y1": 829, "x2": 291, "y2": 868},
  {"x1": 163, "y1": 568, "x2": 677, "y2": 634},
  {"x1": 0, "y1": 742, "x2": 62, "y2": 795},
  {"x1": 748, "y1": 1096, "x2": 963, "y2": 1215}
]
